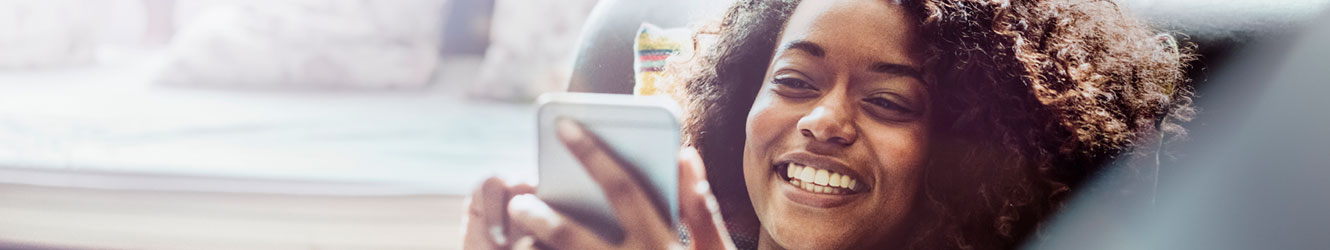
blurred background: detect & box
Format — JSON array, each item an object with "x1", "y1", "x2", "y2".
[
  {"x1": 0, "y1": 0, "x2": 604, "y2": 193},
  {"x1": 0, "y1": 0, "x2": 599, "y2": 249},
  {"x1": 1, "y1": 0, "x2": 1328, "y2": 249}
]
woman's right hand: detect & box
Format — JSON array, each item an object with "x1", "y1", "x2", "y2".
[{"x1": 462, "y1": 119, "x2": 733, "y2": 250}]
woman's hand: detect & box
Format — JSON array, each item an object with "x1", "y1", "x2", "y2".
[
  {"x1": 462, "y1": 175, "x2": 535, "y2": 249},
  {"x1": 461, "y1": 118, "x2": 734, "y2": 250}
]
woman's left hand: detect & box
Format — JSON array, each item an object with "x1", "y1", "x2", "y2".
[{"x1": 504, "y1": 119, "x2": 735, "y2": 250}]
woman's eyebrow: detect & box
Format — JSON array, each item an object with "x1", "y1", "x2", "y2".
[
  {"x1": 781, "y1": 40, "x2": 920, "y2": 79},
  {"x1": 869, "y1": 62, "x2": 922, "y2": 80},
  {"x1": 780, "y1": 40, "x2": 825, "y2": 58}
]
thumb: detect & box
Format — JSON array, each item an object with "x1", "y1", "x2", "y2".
[{"x1": 678, "y1": 147, "x2": 736, "y2": 250}]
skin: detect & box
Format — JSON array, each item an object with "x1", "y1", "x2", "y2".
[{"x1": 743, "y1": 1, "x2": 932, "y2": 249}]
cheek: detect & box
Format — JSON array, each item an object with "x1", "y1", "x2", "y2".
[
  {"x1": 744, "y1": 90, "x2": 799, "y2": 190},
  {"x1": 870, "y1": 128, "x2": 928, "y2": 166},
  {"x1": 861, "y1": 123, "x2": 931, "y2": 196},
  {"x1": 746, "y1": 93, "x2": 769, "y2": 141},
  {"x1": 745, "y1": 91, "x2": 793, "y2": 151}
]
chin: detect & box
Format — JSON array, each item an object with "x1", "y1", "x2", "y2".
[{"x1": 766, "y1": 220, "x2": 861, "y2": 250}]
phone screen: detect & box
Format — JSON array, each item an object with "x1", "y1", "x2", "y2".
[{"x1": 535, "y1": 93, "x2": 680, "y2": 243}]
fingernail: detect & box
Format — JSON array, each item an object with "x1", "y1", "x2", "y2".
[
  {"x1": 489, "y1": 224, "x2": 508, "y2": 245},
  {"x1": 512, "y1": 236, "x2": 537, "y2": 250},
  {"x1": 694, "y1": 180, "x2": 711, "y2": 195},
  {"x1": 509, "y1": 194, "x2": 560, "y2": 232},
  {"x1": 704, "y1": 192, "x2": 721, "y2": 212},
  {"x1": 555, "y1": 118, "x2": 582, "y2": 140}
]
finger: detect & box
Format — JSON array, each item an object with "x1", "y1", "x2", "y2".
[
  {"x1": 508, "y1": 194, "x2": 615, "y2": 250},
  {"x1": 498, "y1": 174, "x2": 537, "y2": 195},
  {"x1": 463, "y1": 196, "x2": 495, "y2": 250},
  {"x1": 511, "y1": 236, "x2": 540, "y2": 250},
  {"x1": 463, "y1": 177, "x2": 512, "y2": 249},
  {"x1": 678, "y1": 147, "x2": 736, "y2": 250},
  {"x1": 555, "y1": 118, "x2": 671, "y2": 237},
  {"x1": 500, "y1": 177, "x2": 537, "y2": 243},
  {"x1": 508, "y1": 182, "x2": 536, "y2": 195}
]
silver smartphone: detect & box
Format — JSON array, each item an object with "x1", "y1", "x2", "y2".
[{"x1": 535, "y1": 92, "x2": 681, "y2": 243}]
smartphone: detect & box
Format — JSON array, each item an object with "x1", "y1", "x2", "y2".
[{"x1": 535, "y1": 92, "x2": 681, "y2": 243}]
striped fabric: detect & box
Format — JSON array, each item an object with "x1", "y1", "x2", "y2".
[{"x1": 633, "y1": 23, "x2": 690, "y2": 98}]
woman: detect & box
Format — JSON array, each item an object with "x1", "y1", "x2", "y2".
[{"x1": 465, "y1": 0, "x2": 1193, "y2": 249}]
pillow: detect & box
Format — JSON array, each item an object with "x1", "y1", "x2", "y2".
[
  {"x1": 632, "y1": 23, "x2": 689, "y2": 96},
  {"x1": 468, "y1": 0, "x2": 599, "y2": 101},
  {"x1": 0, "y1": 0, "x2": 107, "y2": 69},
  {"x1": 632, "y1": 23, "x2": 695, "y2": 106},
  {"x1": 156, "y1": 1, "x2": 446, "y2": 89}
]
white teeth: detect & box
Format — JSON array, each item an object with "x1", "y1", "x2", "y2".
[
  {"x1": 799, "y1": 167, "x2": 816, "y2": 182},
  {"x1": 781, "y1": 163, "x2": 861, "y2": 194},
  {"x1": 813, "y1": 169, "x2": 829, "y2": 185}
]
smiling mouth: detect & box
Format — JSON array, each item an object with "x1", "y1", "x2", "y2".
[{"x1": 775, "y1": 163, "x2": 865, "y2": 195}]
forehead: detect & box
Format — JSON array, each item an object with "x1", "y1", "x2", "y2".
[{"x1": 778, "y1": 0, "x2": 922, "y2": 67}]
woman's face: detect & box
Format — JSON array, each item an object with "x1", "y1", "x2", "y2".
[{"x1": 742, "y1": 0, "x2": 930, "y2": 248}]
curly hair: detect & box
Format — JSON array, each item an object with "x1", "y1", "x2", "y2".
[{"x1": 669, "y1": 0, "x2": 1196, "y2": 249}]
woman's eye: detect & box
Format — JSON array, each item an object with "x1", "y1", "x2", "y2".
[
  {"x1": 864, "y1": 97, "x2": 900, "y2": 110},
  {"x1": 862, "y1": 96, "x2": 918, "y2": 121},
  {"x1": 770, "y1": 76, "x2": 820, "y2": 98},
  {"x1": 772, "y1": 77, "x2": 816, "y2": 90}
]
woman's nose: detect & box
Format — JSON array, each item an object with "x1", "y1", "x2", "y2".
[{"x1": 796, "y1": 98, "x2": 858, "y2": 147}]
